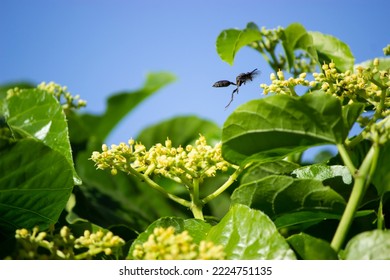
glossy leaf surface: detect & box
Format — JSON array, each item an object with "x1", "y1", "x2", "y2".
[
  {"x1": 206, "y1": 204, "x2": 296, "y2": 259},
  {"x1": 222, "y1": 93, "x2": 346, "y2": 164}
]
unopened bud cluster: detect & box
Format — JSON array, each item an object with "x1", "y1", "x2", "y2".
[
  {"x1": 37, "y1": 81, "x2": 87, "y2": 110},
  {"x1": 9, "y1": 226, "x2": 124, "y2": 260},
  {"x1": 132, "y1": 226, "x2": 226, "y2": 260},
  {"x1": 261, "y1": 71, "x2": 310, "y2": 95},
  {"x1": 91, "y1": 135, "x2": 231, "y2": 182},
  {"x1": 363, "y1": 117, "x2": 390, "y2": 145},
  {"x1": 313, "y1": 61, "x2": 389, "y2": 105},
  {"x1": 260, "y1": 61, "x2": 390, "y2": 121}
]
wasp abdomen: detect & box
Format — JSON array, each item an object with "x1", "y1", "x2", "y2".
[{"x1": 212, "y1": 80, "x2": 236, "y2": 87}]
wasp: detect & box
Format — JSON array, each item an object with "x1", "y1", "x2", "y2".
[{"x1": 213, "y1": 68, "x2": 259, "y2": 108}]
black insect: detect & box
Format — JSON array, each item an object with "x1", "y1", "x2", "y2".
[
  {"x1": 213, "y1": 68, "x2": 260, "y2": 108},
  {"x1": 212, "y1": 80, "x2": 236, "y2": 87}
]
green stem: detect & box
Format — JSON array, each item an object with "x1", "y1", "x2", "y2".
[
  {"x1": 189, "y1": 178, "x2": 204, "y2": 220},
  {"x1": 336, "y1": 144, "x2": 357, "y2": 175},
  {"x1": 202, "y1": 165, "x2": 245, "y2": 204},
  {"x1": 288, "y1": 85, "x2": 299, "y2": 96},
  {"x1": 127, "y1": 165, "x2": 191, "y2": 208},
  {"x1": 345, "y1": 133, "x2": 363, "y2": 149},
  {"x1": 370, "y1": 78, "x2": 387, "y2": 91},
  {"x1": 377, "y1": 197, "x2": 385, "y2": 230},
  {"x1": 75, "y1": 248, "x2": 103, "y2": 260},
  {"x1": 331, "y1": 144, "x2": 378, "y2": 252}
]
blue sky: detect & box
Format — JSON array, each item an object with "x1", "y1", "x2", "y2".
[{"x1": 1, "y1": 0, "x2": 389, "y2": 158}]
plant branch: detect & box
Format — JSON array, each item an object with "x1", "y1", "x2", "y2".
[
  {"x1": 189, "y1": 178, "x2": 204, "y2": 220},
  {"x1": 331, "y1": 144, "x2": 379, "y2": 252},
  {"x1": 202, "y1": 165, "x2": 245, "y2": 204},
  {"x1": 336, "y1": 143, "x2": 357, "y2": 175},
  {"x1": 127, "y1": 165, "x2": 191, "y2": 208}
]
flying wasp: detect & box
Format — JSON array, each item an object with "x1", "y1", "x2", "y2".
[{"x1": 213, "y1": 68, "x2": 260, "y2": 108}]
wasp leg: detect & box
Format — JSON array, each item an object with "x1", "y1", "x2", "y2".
[{"x1": 225, "y1": 87, "x2": 239, "y2": 109}]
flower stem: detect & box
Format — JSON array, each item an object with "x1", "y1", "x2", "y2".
[
  {"x1": 331, "y1": 144, "x2": 378, "y2": 252},
  {"x1": 202, "y1": 165, "x2": 244, "y2": 204},
  {"x1": 336, "y1": 144, "x2": 356, "y2": 175},
  {"x1": 190, "y1": 178, "x2": 204, "y2": 220},
  {"x1": 377, "y1": 197, "x2": 385, "y2": 230},
  {"x1": 127, "y1": 165, "x2": 191, "y2": 208}
]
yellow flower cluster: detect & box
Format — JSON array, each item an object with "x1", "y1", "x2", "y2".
[
  {"x1": 260, "y1": 61, "x2": 390, "y2": 112},
  {"x1": 37, "y1": 81, "x2": 87, "y2": 109},
  {"x1": 313, "y1": 61, "x2": 390, "y2": 104},
  {"x1": 132, "y1": 226, "x2": 226, "y2": 260},
  {"x1": 260, "y1": 71, "x2": 310, "y2": 95},
  {"x1": 364, "y1": 117, "x2": 390, "y2": 145},
  {"x1": 91, "y1": 135, "x2": 231, "y2": 182},
  {"x1": 10, "y1": 226, "x2": 124, "y2": 260},
  {"x1": 75, "y1": 229, "x2": 125, "y2": 257}
]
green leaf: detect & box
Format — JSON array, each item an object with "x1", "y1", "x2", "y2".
[
  {"x1": 206, "y1": 204, "x2": 296, "y2": 259},
  {"x1": 136, "y1": 115, "x2": 221, "y2": 148},
  {"x1": 282, "y1": 23, "x2": 318, "y2": 70},
  {"x1": 127, "y1": 217, "x2": 211, "y2": 259},
  {"x1": 291, "y1": 164, "x2": 354, "y2": 201},
  {"x1": 0, "y1": 82, "x2": 34, "y2": 93},
  {"x1": 2, "y1": 89, "x2": 80, "y2": 185},
  {"x1": 222, "y1": 92, "x2": 346, "y2": 165},
  {"x1": 241, "y1": 160, "x2": 300, "y2": 184},
  {"x1": 309, "y1": 31, "x2": 355, "y2": 72},
  {"x1": 83, "y1": 72, "x2": 176, "y2": 141},
  {"x1": 292, "y1": 164, "x2": 352, "y2": 185},
  {"x1": 287, "y1": 233, "x2": 338, "y2": 260},
  {"x1": 231, "y1": 175, "x2": 346, "y2": 219},
  {"x1": 343, "y1": 230, "x2": 390, "y2": 260},
  {"x1": 0, "y1": 139, "x2": 74, "y2": 235},
  {"x1": 274, "y1": 211, "x2": 341, "y2": 228},
  {"x1": 216, "y1": 23, "x2": 262, "y2": 65},
  {"x1": 355, "y1": 57, "x2": 390, "y2": 71},
  {"x1": 274, "y1": 210, "x2": 373, "y2": 229}
]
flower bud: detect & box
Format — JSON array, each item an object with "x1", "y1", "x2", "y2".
[{"x1": 277, "y1": 70, "x2": 285, "y2": 80}]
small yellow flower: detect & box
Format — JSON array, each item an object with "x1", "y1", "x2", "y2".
[{"x1": 132, "y1": 227, "x2": 225, "y2": 260}]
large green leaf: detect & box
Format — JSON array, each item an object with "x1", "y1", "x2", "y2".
[
  {"x1": 241, "y1": 160, "x2": 300, "y2": 184},
  {"x1": 2, "y1": 89, "x2": 80, "y2": 185},
  {"x1": 127, "y1": 217, "x2": 211, "y2": 259},
  {"x1": 0, "y1": 139, "x2": 74, "y2": 235},
  {"x1": 216, "y1": 22, "x2": 262, "y2": 65},
  {"x1": 222, "y1": 92, "x2": 346, "y2": 164},
  {"x1": 83, "y1": 72, "x2": 176, "y2": 141},
  {"x1": 309, "y1": 31, "x2": 355, "y2": 72},
  {"x1": 282, "y1": 23, "x2": 318, "y2": 70},
  {"x1": 291, "y1": 164, "x2": 354, "y2": 201},
  {"x1": 343, "y1": 230, "x2": 390, "y2": 260},
  {"x1": 274, "y1": 210, "x2": 374, "y2": 229},
  {"x1": 356, "y1": 57, "x2": 390, "y2": 70},
  {"x1": 231, "y1": 175, "x2": 346, "y2": 219},
  {"x1": 136, "y1": 115, "x2": 221, "y2": 148},
  {"x1": 292, "y1": 164, "x2": 352, "y2": 185},
  {"x1": 206, "y1": 204, "x2": 296, "y2": 259},
  {"x1": 287, "y1": 233, "x2": 338, "y2": 260}
]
